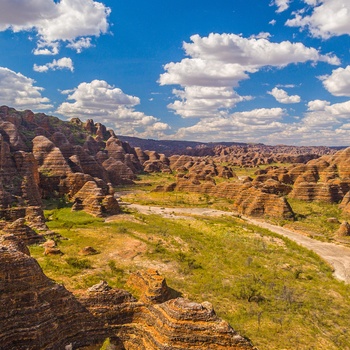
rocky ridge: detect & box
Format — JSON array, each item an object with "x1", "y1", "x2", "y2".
[
  {"x1": 0, "y1": 106, "x2": 144, "y2": 221},
  {"x1": 0, "y1": 236, "x2": 256, "y2": 350}
]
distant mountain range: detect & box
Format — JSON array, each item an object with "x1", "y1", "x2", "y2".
[{"x1": 118, "y1": 135, "x2": 345, "y2": 156}]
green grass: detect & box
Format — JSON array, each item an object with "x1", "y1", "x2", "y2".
[
  {"x1": 29, "y1": 207, "x2": 350, "y2": 350},
  {"x1": 223, "y1": 162, "x2": 293, "y2": 179},
  {"x1": 118, "y1": 173, "x2": 237, "y2": 211},
  {"x1": 285, "y1": 198, "x2": 350, "y2": 243},
  {"x1": 124, "y1": 173, "x2": 350, "y2": 245}
]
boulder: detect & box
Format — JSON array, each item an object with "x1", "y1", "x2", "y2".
[{"x1": 335, "y1": 221, "x2": 350, "y2": 237}]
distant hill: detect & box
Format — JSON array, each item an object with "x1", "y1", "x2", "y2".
[
  {"x1": 117, "y1": 135, "x2": 343, "y2": 157},
  {"x1": 117, "y1": 136, "x2": 251, "y2": 156}
]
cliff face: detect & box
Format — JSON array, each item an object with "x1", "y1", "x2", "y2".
[
  {"x1": 0, "y1": 235, "x2": 110, "y2": 350},
  {"x1": 0, "y1": 237, "x2": 256, "y2": 350},
  {"x1": 0, "y1": 106, "x2": 143, "y2": 220},
  {"x1": 80, "y1": 269, "x2": 256, "y2": 350}
]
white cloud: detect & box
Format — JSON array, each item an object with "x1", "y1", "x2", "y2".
[
  {"x1": 171, "y1": 100, "x2": 350, "y2": 146},
  {"x1": 33, "y1": 57, "x2": 74, "y2": 73},
  {"x1": 320, "y1": 65, "x2": 350, "y2": 96},
  {"x1": 160, "y1": 58, "x2": 251, "y2": 87},
  {"x1": 269, "y1": 19, "x2": 277, "y2": 25},
  {"x1": 174, "y1": 107, "x2": 286, "y2": 142},
  {"x1": 268, "y1": 87, "x2": 301, "y2": 104},
  {"x1": 0, "y1": 67, "x2": 52, "y2": 110},
  {"x1": 33, "y1": 41, "x2": 59, "y2": 55},
  {"x1": 286, "y1": 0, "x2": 350, "y2": 39},
  {"x1": 304, "y1": 0, "x2": 319, "y2": 5},
  {"x1": 66, "y1": 38, "x2": 93, "y2": 53},
  {"x1": 0, "y1": 0, "x2": 111, "y2": 54},
  {"x1": 273, "y1": 0, "x2": 291, "y2": 13},
  {"x1": 159, "y1": 33, "x2": 339, "y2": 119},
  {"x1": 326, "y1": 100, "x2": 350, "y2": 116},
  {"x1": 307, "y1": 99, "x2": 330, "y2": 110},
  {"x1": 167, "y1": 86, "x2": 251, "y2": 118},
  {"x1": 181, "y1": 33, "x2": 340, "y2": 67},
  {"x1": 276, "y1": 84, "x2": 297, "y2": 88},
  {"x1": 249, "y1": 32, "x2": 272, "y2": 40},
  {"x1": 56, "y1": 80, "x2": 170, "y2": 138}
]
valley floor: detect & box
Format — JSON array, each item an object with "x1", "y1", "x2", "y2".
[{"x1": 123, "y1": 203, "x2": 350, "y2": 283}]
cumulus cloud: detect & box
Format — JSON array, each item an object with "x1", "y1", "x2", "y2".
[
  {"x1": 167, "y1": 86, "x2": 252, "y2": 118},
  {"x1": 172, "y1": 100, "x2": 350, "y2": 146},
  {"x1": 320, "y1": 66, "x2": 350, "y2": 96},
  {"x1": 307, "y1": 99, "x2": 330, "y2": 110},
  {"x1": 181, "y1": 33, "x2": 340, "y2": 67},
  {"x1": 286, "y1": 0, "x2": 350, "y2": 39},
  {"x1": 174, "y1": 108, "x2": 286, "y2": 142},
  {"x1": 0, "y1": 67, "x2": 52, "y2": 110},
  {"x1": 33, "y1": 57, "x2": 74, "y2": 73},
  {"x1": 33, "y1": 41, "x2": 59, "y2": 55},
  {"x1": 56, "y1": 80, "x2": 170, "y2": 138},
  {"x1": 0, "y1": 0, "x2": 111, "y2": 54},
  {"x1": 66, "y1": 38, "x2": 94, "y2": 53},
  {"x1": 159, "y1": 32, "x2": 339, "y2": 119},
  {"x1": 268, "y1": 87, "x2": 301, "y2": 104},
  {"x1": 272, "y1": 0, "x2": 291, "y2": 13}
]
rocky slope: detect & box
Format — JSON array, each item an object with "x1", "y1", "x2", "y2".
[
  {"x1": 0, "y1": 235, "x2": 109, "y2": 350},
  {"x1": 0, "y1": 105, "x2": 341, "y2": 223},
  {"x1": 0, "y1": 106, "x2": 144, "y2": 220},
  {"x1": 0, "y1": 236, "x2": 256, "y2": 350},
  {"x1": 241, "y1": 148, "x2": 350, "y2": 216}
]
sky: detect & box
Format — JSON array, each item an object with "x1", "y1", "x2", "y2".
[{"x1": 1, "y1": 0, "x2": 350, "y2": 146}]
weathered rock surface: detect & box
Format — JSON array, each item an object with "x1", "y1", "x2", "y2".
[
  {"x1": 0, "y1": 106, "x2": 149, "y2": 221},
  {"x1": 335, "y1": 221, "x2": 350, "y2": 237},
  {"x1": 165, "y1": 176, "x2": 294, "y2": 219},
  {"x1": 0, "y1": 237, "x2": 110, "y2": 349},
  {"x1": 72, "y1": 180, "x2": 120, "y2": 217},
  {"x1": 0, "y1": 237, "x2": 256, "y2": 350},
  {"x1": 2, "y1": 218, "x2": 44, "y2": 245},
  {"x1": 126, "y1": 269, "x2": 178, "y2": 304},
  {"x1": 80, "y1": 273, "x2": 256, "y2": 350}
]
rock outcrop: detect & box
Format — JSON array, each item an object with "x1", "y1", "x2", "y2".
[
  {"x1": 0, "y1": 106, "x2": 147, "y2": 222},
  {"x1": 335, "y1": 221, "x2": 350, "y2": 237},
  {"x1": 81, "y1": 272, "x2": 256, "y2": 350},
  {"x1": 2, "y1": 218, "x2": 45, "y2": 245},
  {"x1": 0, "y1": 236, "x2": 110, "y2": 349},
  {"x1": 161, "y1": 176, "x2": 294, "y2": 219},
  {"x1": 72, "y1": 180, "x2": 120, "y2": 217},
  {"x1": 0, "y1": 236, "x2": 256, "y2": 350}
]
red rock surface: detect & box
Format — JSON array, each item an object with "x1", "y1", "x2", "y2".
[
  {"x1": 0, "y1": 237, "x2": 110, "y2": 349},
  {"x1": 0, "y1": 236, "x2": 256, "y2": 350}
]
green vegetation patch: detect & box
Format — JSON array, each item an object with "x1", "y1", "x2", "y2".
[
  {"x1": 28, "y1": 207, "x2": 350, "y2": 350},
  {"x1": 286, "y1": 198, "x2": 350, "y2": 243}
]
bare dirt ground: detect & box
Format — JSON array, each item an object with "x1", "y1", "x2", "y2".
[{"x1": 126, "y1": 203, "x2": 350, "y2": 283}]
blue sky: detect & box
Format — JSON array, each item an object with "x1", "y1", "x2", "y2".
[{"x1": 1, "y1": 0, "x2": 350, "y2": 146}]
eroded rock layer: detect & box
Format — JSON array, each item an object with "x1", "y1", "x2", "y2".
[
  {"x1": 0, "y1": 236, "x2": 110, "y2": 350},
  {"x1": 80, "y1": 271, "x2": 256, "y2": 350},
  {"x1": 0, "y1": 237, "x2": 256, "y2": 350}
]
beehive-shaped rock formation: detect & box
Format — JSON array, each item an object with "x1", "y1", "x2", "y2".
[{"x1": 0, "y1": 236, "x2": 109, "y2": 349}]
